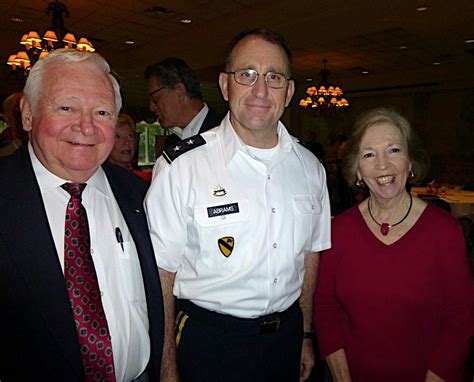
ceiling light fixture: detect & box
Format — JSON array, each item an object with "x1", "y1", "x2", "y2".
[
  {"x1": 416, "y1": 6, "x2": 429, "y2": 12},
  {"x1": 299, "y1": 60, "x2": 349, "y2": 111},
  {"x1": 180, "y1": 18, "x2": 192, "y2": 24},
  {"x1": 6, "y1": 0, "x2": 95, "y2": 77}
]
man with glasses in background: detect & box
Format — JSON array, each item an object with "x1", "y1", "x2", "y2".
[
  {"x1": 145, "y1": 57, "x2": 223, "y2": 151},
  {"x1": 145, "y1": 28, "x2": 331, "y2": 382}
]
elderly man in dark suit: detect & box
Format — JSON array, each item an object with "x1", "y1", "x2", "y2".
[
  {"x1": 145, "y1": 57, "x2": 223, "y2": 149},
  {"x1": 0, "y1": 49, "x2": 163, "y2": 382}
]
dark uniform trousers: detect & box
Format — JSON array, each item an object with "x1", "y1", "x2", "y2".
[{"x1": 176, "y1": 299, "x2": 303, "y2": 382}]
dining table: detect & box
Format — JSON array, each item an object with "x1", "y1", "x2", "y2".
[{"x1": 411, "y1": 186, "x2": 474, "y2": 219}]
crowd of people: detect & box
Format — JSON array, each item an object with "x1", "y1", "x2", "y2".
[{"x1": 0, "y1": 27, "x2": 472, "y2": 382}]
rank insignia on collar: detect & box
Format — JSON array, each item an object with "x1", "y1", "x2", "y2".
[
  {"x1": 218, "y1": 236, "x2": 234, "y2": 258},
  {"x1": 213, "y1": 185, "x2": 227, "y2": 197},
  {"x1": 163, "y1": 134, "x2": 206, "y2": 164}
]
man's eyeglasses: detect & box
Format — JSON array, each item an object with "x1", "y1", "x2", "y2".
[
  {"x1": 148, "y1": 86, "x2": 166, "y2": 103},
  {"x1": 226, "y1": 69, "x2": 290, "y2": 89}
]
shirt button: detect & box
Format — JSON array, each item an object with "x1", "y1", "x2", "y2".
[
  {"x1": 100, "y1": 291, "x2": 104, "y2": 297},
  {"x1": 311, "y1": 205, "x2": 315, "y2": 210},
  {"x1": 274, "y1": 278, "x2": 278, "y2": 284},
  {"x1": 273, "y1": 243, "x2": 278, "y2": 249},
  {"x1": 271, "y1": 208, "x2": 276, "y2": 213},
  {"x1": 90, "y1": 248, "x2": 94, "y2": 254},
  {"x1": 267, "y1": 175, "x2": 271, "y2": 180}
]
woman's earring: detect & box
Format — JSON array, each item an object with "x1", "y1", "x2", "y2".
[
  {"x1": 355, "y1": 179, "x2": 364, "y2": 187},
  {"x1": 409, "y1": 170, "x2": 414, "y2": 179}
]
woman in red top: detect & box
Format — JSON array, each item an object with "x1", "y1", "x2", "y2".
[{"x1": 314, "y1": 108, "x2": 473, "y2": 382}]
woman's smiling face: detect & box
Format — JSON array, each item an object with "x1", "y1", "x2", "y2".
[{"x1": 357, "y1": 122, "x2": 412, "y2": 202}]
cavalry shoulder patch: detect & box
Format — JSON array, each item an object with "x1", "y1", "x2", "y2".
[
  {"x1": 218, "y1": 236, "x2": 234, "y2": 257},
  {"x1": 163, "y1": 134, "x2": 206, "y2": 164}
]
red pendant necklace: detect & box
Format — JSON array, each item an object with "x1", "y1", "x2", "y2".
[{"x1": 367, "y1": 194, "x2": 413, "y2": 236}]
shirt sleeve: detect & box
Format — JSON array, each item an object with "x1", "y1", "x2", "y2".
[
  {"x1": 313, "y1": 233, "x2": 346, "y2": 357},
  {"x1": 144, "y1": 157, "x2": 187, "y2": 272},
  {"x1": 310, "y1": 160, "x2": 332, "y2": 253},
  {"x1": 427, "y1": 220, "x2": 474, "y2": 381}
]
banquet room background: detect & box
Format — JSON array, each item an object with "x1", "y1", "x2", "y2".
[{"x1": 1, "y1": 0, "x2": 473, "y2": 186}]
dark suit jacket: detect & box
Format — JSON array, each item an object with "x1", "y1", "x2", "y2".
[
  {"x1": 0, "y1": 147, "x2": 163, "y2": 381},
  {"x1": 164, "y1": 106, "x2": 224, "y2": 148}
]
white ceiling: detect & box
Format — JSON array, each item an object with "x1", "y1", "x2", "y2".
[{"x1": 1, "y1": 0, "x2": 474, "y2": 117}]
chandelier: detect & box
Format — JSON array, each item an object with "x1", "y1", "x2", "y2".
[
  {"x1": 6, "y1": 1, "x2": 95, "y2": 76},
  {"x1": 299, "y1": 60, "x2": 349, "y2": 110}
]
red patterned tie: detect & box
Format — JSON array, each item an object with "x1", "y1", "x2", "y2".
[{"x1": 62, "y1": 183, "x2": 116, "y2": 382}]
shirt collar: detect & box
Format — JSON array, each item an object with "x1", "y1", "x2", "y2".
[
  {"x1": 29, "y1": 141, "x2": 110, "y2": 197},
  {"x1": 218, "y1": 112, "x2": 297, "y2": 166},
  {"x1": 172, "y1": 103, "x2": 209, "y2": 139}
]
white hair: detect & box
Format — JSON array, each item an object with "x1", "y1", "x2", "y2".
[{"x1": 23, "y1": 48, "x2": 122, "y2": 115}]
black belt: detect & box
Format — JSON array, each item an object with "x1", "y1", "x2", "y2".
[{"x1": 177, "y1": 299, "x2": 300, "y2": 335}]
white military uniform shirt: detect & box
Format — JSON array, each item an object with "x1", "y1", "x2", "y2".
[{"x1": 145, "y1": 114, "x2": 331, "y2": 318}]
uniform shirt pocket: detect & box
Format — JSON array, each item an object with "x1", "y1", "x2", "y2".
[
  {"x1": 292, "y1": 194, "x2": 321, "y2": 255},
  {"x1": 193, "y1": 199, "x2": 252, "y2": 272}
]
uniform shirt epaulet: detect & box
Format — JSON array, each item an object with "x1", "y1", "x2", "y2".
[{"x1": 162, "y1": 134, "x2": 206, "y2": 164}]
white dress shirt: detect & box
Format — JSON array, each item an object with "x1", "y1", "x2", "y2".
[
  {"x1": 29, "y1": 143, "x2": 150, "y2": 382},
  {"x1": 146, "y1": 114, "x2": 331, "y2": 318},
  {"x1": 171, "y1": 103, "x2": 209, "y2": 139}
]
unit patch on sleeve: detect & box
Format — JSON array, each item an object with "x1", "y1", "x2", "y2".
[
  {"x1": 207, "y1": 203, "x2": 239, "y2": 218},
  {"x1": 162, "y1": 134, "x2": 206, "y2": 164},
  {"x1": 218, "y1": 236, "x2": 234, "y2": 257}
]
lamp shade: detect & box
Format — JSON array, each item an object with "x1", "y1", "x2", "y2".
[
  {"x1": 77, "y1": 37, "x2": 95, "y2": 52},
  {"x1": 27, "y1": 31, "x2": 42, "y2": 45},
  {"x1": 43, "y1": 30, "x2": 58, "y2": 42},
  {"x1": 62, "y1": 33, "x2": 77, "y2": 47},
  {"x1": 7, "y1": 54, "x2": 18, "y2": 69},
  {"x1": 20, "y1": 34, "x2": 29, "y2": 45},
  {"x1": 39, "y1": 50, "x2": 49, "y2": 60},
  {"x1": 15, "y1": 51, "x2": 30, "y2": 63}
]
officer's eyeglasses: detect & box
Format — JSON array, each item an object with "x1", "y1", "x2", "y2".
[
  {"x1": 226, "y1": 69, "x2": 290, "y2": 89},
  {"x1": 148, "y1": 86, "x2": 165, "y2": 104}
]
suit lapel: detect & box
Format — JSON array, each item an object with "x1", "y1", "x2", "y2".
[
  {"x1": 200, "y1": 107, "x2": 224, "y2": 132},
  {"x1": 0, "y1": 147, "x2": 83, "y2": 375}
]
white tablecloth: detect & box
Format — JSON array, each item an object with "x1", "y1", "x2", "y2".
[{"x1": 411, "y1": 187, "x2": 474, "y2": 219}]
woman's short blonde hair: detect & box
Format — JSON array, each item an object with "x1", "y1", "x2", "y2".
[{"x1": 117, "y1": 113, "x2": 136, "y2": 133}]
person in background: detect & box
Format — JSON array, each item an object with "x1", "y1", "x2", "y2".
[
  {"x1": 304, "y1": 129, "x2": 325, "y2": 162},
  {"x1": 314, "y1": 107, "x2": 473, "y2": 382},
  {"x1": 0, "y1": 92, "x2": 28, "y2": 157},
  {"x1": 0, "y1": 49, "x2": 163, "y2": 381},
  {"x1": 145, "y1": 27, "x2": 331, "y2": 382},
  {"x1": 107, "y1": 113, "x2": 152, "y2": 183},
  {"x1": 144, "y1": 57, "x2": 223, "y2": 150}
]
